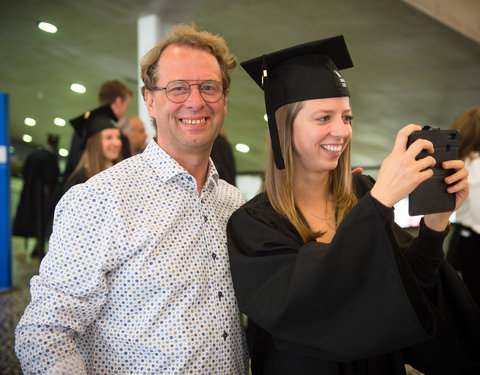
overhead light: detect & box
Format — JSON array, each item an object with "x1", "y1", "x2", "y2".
[
  {"x1": 54, "y1": 117, "x2": 66, "y2": 126},
  {"x1": 24, "y1": 117, "x2": 36, "y2": 126},
  {"x1": 70, "y1": 83, "x2": 86, "y2": 94},
  {"x1": 235, "y1": 143, "x2": 250, "y2": 153},
  {"x1": 264, "y1": 114, "x2": 268, "y2": 122},
  {"x1": 58, "y1": 148, "x2": 69, "y2": 157},
  {"x1": 22, "y1": 134, "x2": 33, "y2": 143},
  {"x1": 9, "y1": 146, "x2": 15, "y2": 154},
  {"x1": 38, "y1": 21, "x2": 57, "y2": 34}
]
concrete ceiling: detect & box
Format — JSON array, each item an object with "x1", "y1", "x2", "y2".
[{"x1": 2, "y1": 0, "x2": 480, "y2": 173}]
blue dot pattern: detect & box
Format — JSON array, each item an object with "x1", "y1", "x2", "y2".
[{"x1": 15, "y1": 140, "x2": 249, "y2": 374}]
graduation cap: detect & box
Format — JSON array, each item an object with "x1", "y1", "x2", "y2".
[
  {"x1": 241, "y1": 35, "x2": 353, "y2": 169},
  {"x1": 69, "y1": 104, "x2": 118, "y2": 149}
]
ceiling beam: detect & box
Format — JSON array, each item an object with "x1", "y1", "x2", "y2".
[{"x1": 401, "y1": 0, "x2": 480, "y2": 44}]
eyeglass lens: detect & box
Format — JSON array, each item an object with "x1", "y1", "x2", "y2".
[{"x1": 166, "y1": 80, "x2": 223, "y2": 103}]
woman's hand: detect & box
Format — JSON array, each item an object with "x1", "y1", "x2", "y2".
[
  {"x1": 371, "y1": 124, "x2": 436, "y2": 207},
  {"x1": 423, "y1": 159, "x2": 469, "y2": 231}
]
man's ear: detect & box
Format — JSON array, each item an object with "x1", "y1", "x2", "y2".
[{"x1": 144, "y1": 90, "x2": 155, "y2": 118}]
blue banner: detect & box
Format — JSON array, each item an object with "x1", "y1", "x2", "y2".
[{"x1": 0, "y1": 93, "x2": 11, "y2": 290}]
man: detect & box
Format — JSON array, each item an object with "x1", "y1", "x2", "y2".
[
  {"x1": 117, "y1": 115, "x2": 147, "y2": 158},
  {"x1": 64, "y1": 79, "x2": 132, "y2": 178},
  {"x1": 15, "y1": 24, "x2": 248, "y2": 374},
  {"x1": 12, "y1": 134, "x2": 60, "y2": 259}
]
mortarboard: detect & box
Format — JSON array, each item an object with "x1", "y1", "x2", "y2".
[
  {"x1": 69, "y1": 104, "x2": 118, "y2": 149},
  {"x1": 241, "y1": 35, "x2": 353, "y2": 169}
]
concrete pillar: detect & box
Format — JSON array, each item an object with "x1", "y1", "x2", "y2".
[{"x1": 136, "y1": 15, "x2": 173, "y2": 140}]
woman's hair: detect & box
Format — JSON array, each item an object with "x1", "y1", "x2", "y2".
[
  {"x1": 263, "y1": 101, "x2": 358, "y2": 243},
  {"x1": 140, "y1": 23, "x2": 237, "y2": 98},
  {"x1": 450, "y1": 107, "x2": 480, "y2": 160},
  {"x1": 70, "y1": 131, "x2": 122, "y2": 180}
]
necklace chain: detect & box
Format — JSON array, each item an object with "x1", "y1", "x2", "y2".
[{"x1": 305, "y1": 211, "x2": 333, "y2": 222}]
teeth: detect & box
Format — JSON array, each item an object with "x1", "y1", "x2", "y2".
[
  {"x1": 181, "y1": 118, "x2": 206, "y2": 124},
  {"x1": 322, "y1": 145, "x2": 342, "y2": 153}
]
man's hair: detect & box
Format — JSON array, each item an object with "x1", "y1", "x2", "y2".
[
  {"x1": 98, "y1": 80, "x2": 132, "y2": 105},
  {"x1": 450, "y1": 107, "x2": 480, "y2": 160},
  {"x1": 140, "y1": 23, "x2": 237, "y2": 98},
  {"x1": 263, "y1": 102, "x2": 358, "y2": 243}
]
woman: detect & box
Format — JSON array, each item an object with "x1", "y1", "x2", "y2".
[
  {"x1": 227, "y1": 36, "x2": 480, "y2": 374},
  {"x1": 447, "y1": 107, "x2": 480, "y2": 306},
  {"x1": 64, "y1": 104, "x2": 122, "y2": 192}
]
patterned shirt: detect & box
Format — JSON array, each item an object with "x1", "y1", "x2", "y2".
[{"x1": 15, "y1": 140, "x2": 249, "y2": 374}]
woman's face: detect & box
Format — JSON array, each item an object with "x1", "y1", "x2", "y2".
[
  {"x1": 101, "y1": 128, "x2": 122, "y2": 162},
  {"x1": 292, "y1": 96, "x2": 352, "y2": 175}
]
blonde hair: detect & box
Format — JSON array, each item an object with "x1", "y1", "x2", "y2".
[
  {"x1": 263, "y1": 102, "x2": 358, "y2": 243},
  {"x1": 70, "y1": 131, "x2": 122, "y2": 180},
  {"x1": 450, "y1": 107, "x2": 480, "y2": 161},
  {"x1": 140, "y1": 23, "x2": 237, "y2": 98}
]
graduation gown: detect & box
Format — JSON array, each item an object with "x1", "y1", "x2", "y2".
[
  {"x1": 13, "y1": 147, "x2": 59, "y2": 238},
  {"x1": 227, "y1": 173, "x2": 480, "y2": 375}
]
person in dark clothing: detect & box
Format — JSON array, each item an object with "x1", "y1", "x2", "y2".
[
  {"x1": 227, "y1": 36, "x2": 479, "y2": 374},
  {"x1": 211, "y1": 128, "x2": 236, "y2": 185},
  {"x1": 13, "y1": 134, "x2": 60, "y2": 259},
  {"x1": 118, "y1": 116, "x2": 147, "y2": 159},
  {"x1": 63, "y1": 104, "x2": 122, "y2": 193},
  {"x1": 64, "y1": 80, "x2": 131, "y2": 178}
]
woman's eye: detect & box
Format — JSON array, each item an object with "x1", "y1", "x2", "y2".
[
  {"x1": 343, "y1": 115, "x2": 353, "y2": 124},
  {"x1": 316, "y1": 116, "x2": 329, "y2": 122}
]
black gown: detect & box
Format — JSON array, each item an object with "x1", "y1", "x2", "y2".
[
  {"x1": 13, "y1": 147, "x2": 60, "y2": 258},
  {"x1": 227, "y1": 173, "x2": 480, "y2": 375}
]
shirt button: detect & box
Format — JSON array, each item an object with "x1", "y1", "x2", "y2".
[
  {"x1": 222, "y1": 331, "x2": 228, "y2": 341},
  {"x1": 203, "y1": 215, "x2": 208, "y2": 222},
  {"x1": 211, "y1": 253, "x2": 217, "y2": 260},
  {"x1": 218, "y1": 291, "x2": 223, "y2": 300}
]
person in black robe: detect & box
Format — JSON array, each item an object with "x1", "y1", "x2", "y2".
[
  {"x1": 227, "y1": 36, "x2": 480, "y2": 375},
  {"x1": 13, "y1": 134, "x2": 60, "y2": 259},
  {"x1": 63, "y1": 104, "x2": 122, "y2": 193},
  {"x1": 211, "y1": 128, "x2": 237, "y2": 185}
]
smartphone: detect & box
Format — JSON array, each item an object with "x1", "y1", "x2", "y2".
[{"x1": 407, "y1": 126, "x2": 459, "y2": 216}]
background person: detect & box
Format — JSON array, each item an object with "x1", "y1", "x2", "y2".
[
  {"x1": 64, "y1": 79, "x2": 131, "y2": 178},
  {"x1": 117, "y1": 115, "x2": 147, "y2": 158},
  {"x1": 211, "y1": 127, "x2": 236, "y2": 185},
  {"x1": 227, "y1": 36, "x2": 479, "y2": 375},
  {"x1": 13, "y1": 134, "x2": 60, "y2": 259},
  {"x1": 63, "y1": 104, "x2": 122, "y2": 192},
  {"x1": 447, "y1": 107, "x2": 480, "y2": 307}
]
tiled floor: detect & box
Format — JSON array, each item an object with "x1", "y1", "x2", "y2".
[{"x1": 0, "y1": 237, "x2": 40, "y2": 375}]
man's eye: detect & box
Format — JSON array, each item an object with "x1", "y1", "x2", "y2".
[
  {"x1": 343, "y1": 115, "x2": 353, "y2": 123},
  {"x1": 170, "y1": 86, "x2": 188, "y2": 92},
  {"x1": 316, "y1": 116, "x2": 329, "y2": 122}
]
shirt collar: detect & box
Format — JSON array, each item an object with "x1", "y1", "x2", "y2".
[{"x1": 141, "y1": 139, "x2": 219, "y2": 188}]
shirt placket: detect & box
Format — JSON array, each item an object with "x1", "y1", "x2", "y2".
[{"x1": 200, "y1": 185, "x2": 230, "y2": 353}]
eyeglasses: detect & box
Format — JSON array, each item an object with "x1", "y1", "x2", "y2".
[{"x1": 152, "y1": 80, "x2": 224, "y2": 103}]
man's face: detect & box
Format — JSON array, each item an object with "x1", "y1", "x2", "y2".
[{"x1": 144, "y1": 44, "x2": 228, "y2": 161}]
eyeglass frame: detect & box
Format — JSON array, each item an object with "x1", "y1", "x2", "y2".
[{"x1": 151, "y1": 80, "x2": 226, "y2": 103}]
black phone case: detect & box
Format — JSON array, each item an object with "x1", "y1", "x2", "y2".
[{"x1": 407, "y1": 129, "x2": 459, "y2": 216}]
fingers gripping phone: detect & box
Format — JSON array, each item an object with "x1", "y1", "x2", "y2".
[{"x1": 407, "y1": 126, "x2": 460, "y2": 216}]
